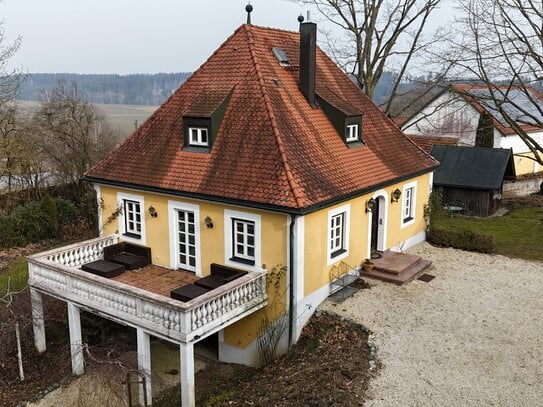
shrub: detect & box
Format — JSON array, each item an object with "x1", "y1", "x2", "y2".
[
  {"x1": 0, "y1": 215, "x2": 25, "y2": 247},
  {"x1": 428, "y1": 226, "x2": 496, "y2": 253},
  {"x1": 12, "y1": 201, "x2": 52, "y2": 243},
  {"x1": 41, "y1": 195, "x2": 59, "y2": 237},
  {"x1": 79, "y1": 188, "x2": 98, "y2": 229},
  {"x1": 54, "y1": 197, "x2": 80, "y2": 225}
]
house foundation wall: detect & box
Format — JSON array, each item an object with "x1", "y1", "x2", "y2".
[{"x1": 503, "y1": 174, "x2": 543, "y2": 197}]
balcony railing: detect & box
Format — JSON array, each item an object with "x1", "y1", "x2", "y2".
[{"x1": 27, "y1": 235, "x2": 268, "y2": 343}]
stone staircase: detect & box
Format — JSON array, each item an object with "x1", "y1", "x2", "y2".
[{"x1": 359, "y1": 251, "x2": 432, "y2": 285}]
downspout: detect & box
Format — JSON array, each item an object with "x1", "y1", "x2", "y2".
[{"x1": 288, "y1": 213, "x2": 297, "y2": 348}]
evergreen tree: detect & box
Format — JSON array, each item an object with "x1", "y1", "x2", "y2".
[{"x1": 475, "y1": 111, "x2": 494, "y2": 148}]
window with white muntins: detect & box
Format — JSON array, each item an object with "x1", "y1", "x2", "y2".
[
  {"x1": 188, "y1": 127, "x2": 209, "y2": 146},
  {"x1": 346, "y1": 124, "x2": 359, "y2": 142},
  {"x1": 177, "y1": 210, "x2": 197, "y2": 271},
  {"x1": 224, "y1": 209, "x2": 261, "y2": 271},
  {"x1": 168, "y1": 201, "x2": 201, "y2": 275},
  {"x1": 124, "y1": 200, "x2": 142, "y2": 236},
  {"x1": 330, "y1": 213, "x2": 344, "y2": 255},
  {"x1": 117, "y1": 192, "x2": 146, "y2": 245},
  {"x1": 401, "y1": 181, "x2": 417, "y2": 228},
  {"x1": 233, "y1": 219, "x2": 255, "y2": 262},
  {"x1": 327, "y1": 204, "x2": 350, "y2": 264}
]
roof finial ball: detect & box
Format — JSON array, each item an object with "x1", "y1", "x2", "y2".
[
  {"x1": 297, "y1": 14, "x2": 305, "y2": 24},
  {"x1": 246, "y1": 3, "x2": 253, "y2": 25}
]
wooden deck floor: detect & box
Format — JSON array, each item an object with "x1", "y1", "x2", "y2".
[{"x1": 112, "y1": 265, "x2": 197, "y2": 297}]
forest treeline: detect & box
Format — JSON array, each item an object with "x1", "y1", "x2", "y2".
[{"x1": 18, "y1": 72, "x2": 191, "y2": 105}]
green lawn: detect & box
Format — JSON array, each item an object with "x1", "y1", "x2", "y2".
[
  {"x1": 433, "y1": 206, "x2": 543, "y2": 262},
  {"x1": 0, "y1": 258, "x2": 28, "y2": 295}
]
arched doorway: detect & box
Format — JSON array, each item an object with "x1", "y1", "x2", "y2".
[{"x1": 370, "y1": 195, "x2": 387, "y2": 255}]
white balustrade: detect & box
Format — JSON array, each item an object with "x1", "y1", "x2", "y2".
[{"x1": 27, "y1": 235, "x2": 267, "y2": 343}]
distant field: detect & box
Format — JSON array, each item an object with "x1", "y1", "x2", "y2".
[{"x1": 16, "y1": 100, "x2": 159, "y2": 136}]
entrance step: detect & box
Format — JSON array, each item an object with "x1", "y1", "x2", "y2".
[
  {"x1": 371, "y1": 251, "x2": 423, "y2": 275},
  {"x1": 360, "y1": 251, "x2": 432, "y2": 285}
]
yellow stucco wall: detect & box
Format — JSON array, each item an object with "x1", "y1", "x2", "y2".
[
  {"x1": 97, "y1": 172, "x2": 431, "y2": 348},
  {"x1": 303, "y1": 173, "x2": 431, "y2": 296},
  {"x1": 97, "y1": 185, "x2": 287, "y2": 349},
  {"x1": 514, "y1": 152, "x2": 542, "y2": 176}
]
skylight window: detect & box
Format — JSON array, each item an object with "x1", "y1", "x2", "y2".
[{"x1": 272, "y1": 47, "x2": 290, "y2": 66}]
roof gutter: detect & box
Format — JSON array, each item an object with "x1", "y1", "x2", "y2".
[{"x1": 84, "y1": 165, "x2": 438, "y2": 216}]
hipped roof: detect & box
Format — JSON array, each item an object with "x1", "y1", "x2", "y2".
[{"x1": 86, "y1": 24, "x2": 437, "y2": 213}]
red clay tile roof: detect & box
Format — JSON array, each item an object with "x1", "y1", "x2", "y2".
[
  {"x1": 86, "y1": 24, "x2": 438, "y2": 211},
  {"x1": 407, "y1": 135, "x2": 458, "y2": 153}
]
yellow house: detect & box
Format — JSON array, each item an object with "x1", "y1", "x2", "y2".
[{"x1": 28, "y1": 20, "x2": 437, "y2": 407}]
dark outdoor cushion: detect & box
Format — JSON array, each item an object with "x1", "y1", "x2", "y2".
[
  {"x1": 81, "y1": 260, "x2": 125, "y2": 278},
  {"x1": 170, "y1": 284, "x2": 210, "y2": 302},
  {"x1": 194, "y1": 275, "x2": 227, "y2": 290},
  {"x1": 210, "y1": 263, "x2": 248, "y2": 282},
  {"x1": 108, "y1": 252, "x2": 148, "y2": 270},
  {"x1": 104, "y1": 242, "x2": 151, "y2": 270}
]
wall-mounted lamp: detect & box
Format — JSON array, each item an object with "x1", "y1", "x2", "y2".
[
  {"x1": 365, "y1": 198, "x2": 376, "y2": 213},
  {"x1": 204, "y1": 216, "x2": 214, "y2": 229},
  {"x1": 391, "y1": 188, "x2": 402, "y2": 203},
  {"x1": 148, "y1": 206, "x2": 158, "y2": 218}
]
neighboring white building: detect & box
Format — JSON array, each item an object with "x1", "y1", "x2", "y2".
[{"x1": 401, "y1": 84, "x2": 543, "y2": 180}]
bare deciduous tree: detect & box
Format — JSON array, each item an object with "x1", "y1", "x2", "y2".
[
  {"x1": 0, "y1": 0, "x2": 22, "y2": 107},
  {"x1": 448, "y1": 0, "x2": 543, "y2": 164},
  {"x1": 31, "y1": 81, "x2": 121, "y2": 187},
  {"x1": 291, "y1": 0, "x2": 449, "y2": 114}
]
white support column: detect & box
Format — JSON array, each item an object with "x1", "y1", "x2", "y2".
[
  {"x1": 179, "y1": 342, "x2": 195, "y2": 407},
  {"x1": 67, "y1": 302, "x2": 84, "y2": 376},
  {"x1": 137, "y1": 328, "x2": 152, "y2": 406},
  {"x1": 30, "y1": 288, "x2": 46, "y2": 353}
]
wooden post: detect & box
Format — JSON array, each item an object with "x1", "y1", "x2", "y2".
[{"x1": 179, "y1": 342, "x2": 195, "y2": 407}]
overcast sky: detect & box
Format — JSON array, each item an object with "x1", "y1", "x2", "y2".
[
  {"x1": 2, "y1": 0, "x2": 319, "y2": 74},
  {"x1": 2, "y1": 0, "x2": 453, "y2": 75}
]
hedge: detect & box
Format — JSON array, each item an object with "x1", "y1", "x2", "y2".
[
  {"x1": 428, "y1": 226, "x2": 496, "y2": 254},
  {"x1": 0, "y1": 196, "x2": 81, "y2": 248}
]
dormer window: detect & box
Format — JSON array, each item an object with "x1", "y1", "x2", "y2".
[
  {"x1": 346, "y1": 124, "x2": 359, "y2": 142},
  {"x1": 316, "y1": 90, "x2": 363, "y2": 148},
  {"x1": 189, "y1": 127, "x2": 209, "y2": 147},
  {"x1": 182, "y1": 88, "x2": 234, "y2": 153}
]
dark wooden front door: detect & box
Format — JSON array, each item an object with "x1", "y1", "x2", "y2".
[{"x1": 370, "y1": 198, "x2": 381, "y2": 252}]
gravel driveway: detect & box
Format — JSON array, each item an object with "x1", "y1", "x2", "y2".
[{"x1": 321, "y1": 243, "x2": 543, "y2": 407}]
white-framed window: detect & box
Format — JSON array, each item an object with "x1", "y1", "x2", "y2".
[
  {"x1": 124, "y1": 200, "x2": 141, "y2": 235},
  {"x1": 188, "y1": 127, "x2": 209, "y2": 146},
  {"x1": 117, "y1": 191, "x2": 146, "y2": 245},
  {"x1": 346, "y1": 124, "x2": 359, "y2": 142},
  {"x1": 168, "y1": 201, "x2": 201, "y2": 274},
  {"x1": 232, "y1": 218, "x2": 255, "y2": 262},
  {"x1": 224, "y1": 209, "x2": 261, "y2": 271},
  {"x1": 327, "y1": 204, "x2": 350, "y2": 264},
  {"x1": 330, "y1": 213, "x2": 344, "y2": 255},
  {"x1": 401, "y1": 181, "x2": 417, "y2": 228}
]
